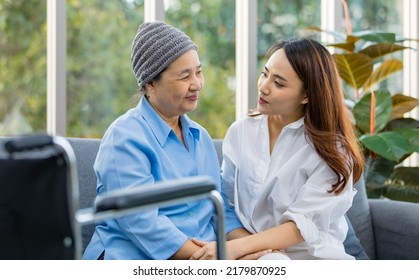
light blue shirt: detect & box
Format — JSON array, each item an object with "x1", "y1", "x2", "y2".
[{"x1": 83, "y1": 97, "x2": 243, "y2": 260}]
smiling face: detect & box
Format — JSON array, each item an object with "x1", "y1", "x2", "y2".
[
  {"x1": 257, "y1": 48, "x2": 308, "y2": 123},
  {"x1": 146, "y1": 49, "x2": 204, "y2": 119}
]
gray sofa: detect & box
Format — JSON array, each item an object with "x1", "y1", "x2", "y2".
[{"x1": 65, "y1": 137, "x2": 419, "y2": 260}]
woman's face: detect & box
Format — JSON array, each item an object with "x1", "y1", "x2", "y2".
[
  {"x1": 147, "y1": 49, "x2": 204, "y2": 119},
  {"x1": 257, "y1": 48, "x2": 307, "y2": 121}
]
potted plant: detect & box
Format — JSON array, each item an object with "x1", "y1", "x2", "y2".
[{"x1": 306, "y1": 1, "x2": 419, "y2": 202}]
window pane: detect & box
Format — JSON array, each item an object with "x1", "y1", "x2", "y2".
[
  {"x1": 257, "y1": 0, "x2": 321, "y2": 68},
  {"x1": 165, "y1": 0, "x2": 236, "y2": 139},
  {"x1": 66, "y1": 0, "x2": 144, "y2": 137},
  {"x1": 0, "y1": 0, "x2": 47, "y2": 136},
  {"x1": 344, "y1": 0, "x2": 402, "y2": 33}
]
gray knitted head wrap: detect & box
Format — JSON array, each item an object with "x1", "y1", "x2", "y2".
[{"x1": 131, "y1": 21, "x2": 198, "y2": 87}]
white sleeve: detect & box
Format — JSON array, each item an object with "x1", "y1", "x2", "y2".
[
  {"x1": 220, "y1": 124, "x2": 239, "y2": 206},
  {"x1": 279, "y1": 160, "x2": 356, "y2": 245}
]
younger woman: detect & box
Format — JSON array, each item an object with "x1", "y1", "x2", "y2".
[{"x1": 191, "y1": 37, "x2": 364, "y2": 260}]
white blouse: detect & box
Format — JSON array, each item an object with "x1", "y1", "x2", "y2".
[{"x1": 222, "y1": 115, "x2": 356, "y2": 260}]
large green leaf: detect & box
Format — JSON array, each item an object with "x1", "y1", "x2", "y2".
[
  {"x1": 391, "y1": 93, "x2": 419, "y2": 120},
  {"x1": 362, "y1": 59, "x2": 403, "y2": 93},
  {"x1": 346, "y1": 35, "x2": 361, "y2": 44},
  {"x1": 353, "y1": 90, "x2": 392, "y2": 133},
  {"x1": 350, "y1": 31, "x2": 397, "y2": 43},
  {"x1": 359, "y1": 43, "x2": 407, "y2": 60},
  {"x1": 383, "y1": 167, "x2": 419, "y2": 203},
  {"x1": 328, "y1": 42, "x2": 355, "y2": 52},
  {"x1": 364, "y1": 155, "x2": 396, "y2": 190},
  {"x1": 359, "y1": 128, "x2": 419, "y2": 161},
  {"x1": 333, "y1": 53, "x2": 373, "y2": 90},
  {"x1": 384, "y1": 117, "x2": 419, "y2": 132}
]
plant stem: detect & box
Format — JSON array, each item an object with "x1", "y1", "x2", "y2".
[
  {"x1": 341, "y1": 0, "x2": 352, "y2": 35},
  {"x1": 370, "y1": 91, "x2": 375, "y2": 134}
]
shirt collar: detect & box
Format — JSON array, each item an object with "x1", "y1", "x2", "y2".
[
  {"x1": 284, "y1": 117, "x2": 305, "y2": 130},
  {"x1": 137, "y1": 97, "x2": 200, "y2": 147},
  {"x1": 259, "y1": 115, "x2": 305, "y2": 129}
]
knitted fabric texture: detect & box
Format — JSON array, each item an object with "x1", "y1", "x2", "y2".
[{"x1": 131, "y1": 21, "x2": 198, "y2": 86}]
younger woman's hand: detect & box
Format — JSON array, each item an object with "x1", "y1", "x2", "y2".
[{"x1": 237, "y1": 249, "x2": 272, "y2": 260}]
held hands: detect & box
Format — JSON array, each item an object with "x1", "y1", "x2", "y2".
[
  {"x1": 189, "y1": 238, "x2": 272, "y2": 260},
  {"x1": 189, "y1": 239, "x2": 217, "y2": 260}
]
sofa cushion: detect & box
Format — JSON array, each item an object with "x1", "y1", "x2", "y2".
[
  {"x1": 67, "y1": 137, "x2": 101, "y2": 251},
  {"x1": 346, "y1": 176, "x2": 376, "y2": 259},
  {"x1": 370, "y1": 199, "x2": 419, "y2": 259},
  {"x1": 344, "y1": 214, "x2": 369, "y2": 259}
]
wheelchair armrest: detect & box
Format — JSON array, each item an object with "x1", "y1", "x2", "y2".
[
  {"x1": 76, "y1": 176, "x2": 226, "y2": 260},
  {"x1": 94, "y1": 176, "x2": 216, "y2": 212}
]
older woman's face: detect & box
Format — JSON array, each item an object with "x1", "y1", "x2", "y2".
[{"x1": 147, "y1": 49, "x2": 204, "y2": 119}]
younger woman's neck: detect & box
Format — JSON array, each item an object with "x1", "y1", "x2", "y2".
[{"x1": 267, "y1": 115, "x2": 302, "y2": 154}]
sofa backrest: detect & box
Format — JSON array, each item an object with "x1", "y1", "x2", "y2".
[
  {"x1": 66, "y1": 137, "x2": 101, "y2": 250},
  {"x1": 345, "y1": 173, "x2": 375, "y2": 258}
]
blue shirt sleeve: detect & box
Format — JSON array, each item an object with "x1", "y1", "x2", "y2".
[{"x1": 217, "y1": 182, "x2": 243, "y2": 234}]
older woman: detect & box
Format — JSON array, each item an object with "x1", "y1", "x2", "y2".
[{"x1": 82, "y1": 21, "x2": 248, "y2": 260}]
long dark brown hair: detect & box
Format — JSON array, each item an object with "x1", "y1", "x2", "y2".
[{"x1": 266, "y1": 38, "x2": 364, "y2": 194}]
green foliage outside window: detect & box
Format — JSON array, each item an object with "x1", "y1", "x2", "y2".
[
  {"x1": 0, "y1": 0, "x2": 321, "y2": 139},
  {"x1": 0, "y1": 0, "x2": 407, "y2": 144},
  {"x1": 0, "y1": 0, "x2": 47, "y2": 135},
  {"x1": 66, "y1": 0, "x2": 144, "y2": 137}
]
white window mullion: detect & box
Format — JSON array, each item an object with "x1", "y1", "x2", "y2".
[
  {"x1": 47, "y1": 0, "x2": 66, "y2": 136},
  {"x1": 235, "y1": 0, "x2": 257, "y2": 120},
  {"x1": 320, "y1": 0, "x2": 342, "y2": 46},
  {"x1": 144, "y1": 0, "x2": 165, "y2": 22}
]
